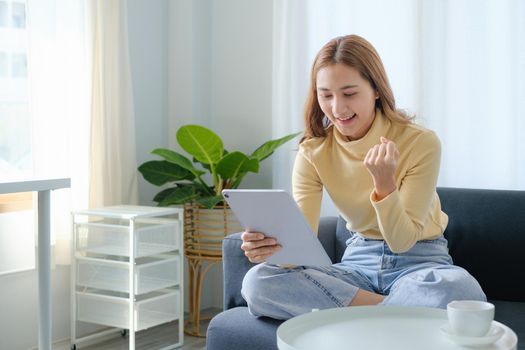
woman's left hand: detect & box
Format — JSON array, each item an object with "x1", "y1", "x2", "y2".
[{"x1": 364, "y1": 136, "x2": 399, "y2": 200}]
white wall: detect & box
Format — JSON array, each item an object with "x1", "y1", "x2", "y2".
[
  {"x1": 0, "y1": 266, "x2": 71, "y2": 350},
  {"x1": 169, "y1": 0, "x2": 274, "y2": 189},
  {"x1": 210, "y1": 0, "x2": 274, "y2": 188},
  {"x1": 128, "y1": 0, "x2": 170, "y2": 206}
]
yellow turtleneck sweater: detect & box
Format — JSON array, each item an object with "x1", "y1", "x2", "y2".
[{"x1": 292, "y1": 110, "x2": 448, "y2": 253}]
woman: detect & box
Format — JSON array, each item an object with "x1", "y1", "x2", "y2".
[{"x1": 240, "y1": 35, "x2": 486, "y2": 320}]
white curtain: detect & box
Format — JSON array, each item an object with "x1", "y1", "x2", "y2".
[
  {"x1": 26, "y1": 0, "x2": 90, "y2": 266},
  {"x1": 3, "y1": 0, "x2": 139, "y2": 269},
  {"x1": 272, "y1": 0, "x2": 525, "y2": 210},
  {"x1": 419, "y1": 0, "x2": 525, "y2": 189},
  {"x1": 88, "y1": 0, "x2": 138, "y2": 208}
]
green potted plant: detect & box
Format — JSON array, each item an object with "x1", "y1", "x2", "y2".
[
  {"x1": 138, "y1": 124, "x2": 299, "y2": 336},
  {"x1": 138, "y1": 124, "x2": 300, "y2": 209}
]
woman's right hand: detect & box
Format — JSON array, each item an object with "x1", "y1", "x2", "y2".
[{"x1": 240, "y1": 231, "x2": 282, "y2": 263}]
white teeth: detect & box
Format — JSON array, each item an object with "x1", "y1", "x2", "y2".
[{"x1": 337, "y1": 114, "x2": 355, "y2": 121}]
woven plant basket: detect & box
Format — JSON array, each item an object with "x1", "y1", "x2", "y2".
[
  {"x1": 184, "y1": 202, "x2": 243, "y2": 257},
  {"x1": 183, "y1": 201, "x2": 243, "y2": 337}
]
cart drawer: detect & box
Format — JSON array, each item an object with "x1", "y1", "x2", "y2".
[
  {"x1": 76, "y1": 219, "x2": 179, "y2": 257},
  {"x1": 77, "y1": 256, "x2": 180, "y2": 294},
  {"x1": 76, "y1": 289, "x2": 180, "y2": 331}
]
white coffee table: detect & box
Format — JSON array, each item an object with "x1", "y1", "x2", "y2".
[{"x1": 277, "y1": 306, "x2": 518, "y2": 350}]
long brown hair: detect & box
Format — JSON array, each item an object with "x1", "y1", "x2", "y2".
[{"x1": 301, "y1": 35, "x2": 412, "y2": 143}]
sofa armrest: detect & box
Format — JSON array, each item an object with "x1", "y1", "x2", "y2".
[
  {"x1": 222, "y1": 216, "x2": 339, "y2": 310},
  {"x1": 222, "y1": 232, "x2": 255, "y2": 310},
  {"x1": 317, "y1": 216, "x2": 338, "y2": 262}
]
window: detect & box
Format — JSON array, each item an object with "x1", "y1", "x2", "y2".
[
  {"x1": 0, "y1": 0, "x2": 88, "y2": 274},
  {"x1": 0, "y1": 51, "x2": 6, "y2": 77},
  {"x1": 0, "y1": 0, "x2": 30, "y2": 179},
  {"x1": 10, "y1": 1, "x2": 24, "y2": 28},
  {"x1": 11, "y1": 52, "x2": 26, "y2": 77},
  {"x1": 0, "y1": 2, "x2": 7, "y2": 27},
  {"x1": 0, "y1": 0, "x2": 34, "y2": 275}
]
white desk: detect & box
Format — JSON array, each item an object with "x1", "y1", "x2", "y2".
[
  {"x1": 0, "y1": 178, "x2": 71, "y2": 350},
  {"x1": 277, "y1": 306, "x2": 518, "y2": 350}
]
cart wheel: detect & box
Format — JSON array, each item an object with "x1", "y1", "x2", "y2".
[
  {"x1": 120, "y1": 329, "x2": 127, "y2": 337},
  {"x1": 70, "y1": 345, "x2": 76, "y2": 350}
]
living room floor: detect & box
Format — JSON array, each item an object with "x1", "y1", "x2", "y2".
[
  {"x1": 56, "y1": 308, "x2": 220, "y2": 350},
  {"x1": 75, "y1": 322, "x2": 206, "y2": 350}
]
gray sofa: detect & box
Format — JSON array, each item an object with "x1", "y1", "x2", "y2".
[{"x1": 207, "y1": 187, "x2": 524, "y2": 350}]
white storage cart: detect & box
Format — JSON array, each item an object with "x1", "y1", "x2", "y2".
[{"x1": 70, "y1": 206, "x2": 184, "y2": 350}]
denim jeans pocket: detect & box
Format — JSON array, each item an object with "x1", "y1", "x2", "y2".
[{"x1": 346, "y1": 235, "x2": 371, "y2": 248}]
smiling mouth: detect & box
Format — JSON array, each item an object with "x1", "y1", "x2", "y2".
[{"x1": 336, "y1": 113, "x2": 356, "y2": 121}]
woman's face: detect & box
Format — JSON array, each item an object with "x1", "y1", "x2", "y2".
[{"x1": 316, "y1": 63, "x2": 378, "y2": 141}]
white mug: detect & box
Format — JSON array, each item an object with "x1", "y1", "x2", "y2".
[{"x1": 447, "y1": 300, "x2": 495, "y2": 337}]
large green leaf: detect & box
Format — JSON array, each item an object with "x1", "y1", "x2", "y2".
[
  {"x1": 222, "y1": 158, "x2": 260, "y2": 190},
  {"x1": 192, "y1": 182, "x2": 215, "y2": 196},
  {"x1": 193, "y1": 149, "x2": 229, "y2": 172},
  {"x1": 153, "y1": 187, "x2": 178, "y2": 203},
  {"x1": 177, "y1": 125, "x2": 223, "y2": 165},
  {"x1": 244, "y1": 158, "x2": 260, "y2": 173},
  {"x1": 193, "y1": 156, "x2": 211, "y2": 171},
  {"x1": 159, "y1": 186, "x2": 199, "y2": 206},
  {"x1": 216, "y1": 151, "x2": 260, "y2": 180},
  {"x1": 251, "y1": 132, "x2": 301, "y2": 162},
  {"x1": 154, "y1": 184, "x2": 207, "y2": 204},
  {"x1": 152, "y1": 148, "x2": 205, "y2": 176},
  {"x1": 195, "y1": 195, "x2": 224, "y2": 209},
  {"x1": 138, "y1": 160, "x2": 191, "y2": 186},
  {"x1": 230, "y1": 176, "x2": 245, "y2": 189}
]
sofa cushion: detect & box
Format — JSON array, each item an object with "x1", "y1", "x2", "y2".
[
  {"x1": 207, "y1": 307, "x2": 282, "y2": 350},
  {"x1": 317, "y1": 216, "x2": 338, "y2": 263},
  {"x1": 492, "y1": 299, "x2": 525, "y2": 345},
  {"x1": 335, "y1": 216, "x2": 352, "y2": 262},
  {"x1": 437, "y1": 188, "x2": 525, "y2": 301}
]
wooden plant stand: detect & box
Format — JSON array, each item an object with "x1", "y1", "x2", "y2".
[{"x1": 183, "y1": 202, "x2": 242, "y2": 337}]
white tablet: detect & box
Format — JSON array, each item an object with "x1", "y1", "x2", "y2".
[{"x1": 222, "y1": 189, "x2": 332, "y2": 266}]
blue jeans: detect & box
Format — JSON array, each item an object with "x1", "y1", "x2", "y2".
[{"x1": 241, "y1": 234, "x2": 486, "y2": 320}]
